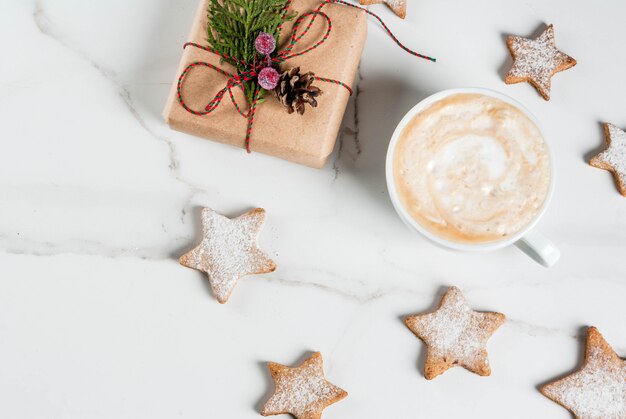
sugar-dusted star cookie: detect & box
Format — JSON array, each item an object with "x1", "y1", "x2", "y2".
[
  {"x1": 404, "y1": 286, "x2": 506, "y2": 380},
  {"x1": 590, "y1": 123, "x2": 626, "y2": 197},
  {"x1": 505, "y1": 24, "x2": 577, "y2": 100},
  {"x1": 261, "y1": 352, "x2": 347, "y2": 419},
  {"x1": 179, "y1": 207, "x2": 276, "y2": 304},
  {"x1": 541, "y1": 327, "x2": 626, "y2": 419},
  {"x1": 359, "y1": 0, "x2": 406, "y2": 19}
]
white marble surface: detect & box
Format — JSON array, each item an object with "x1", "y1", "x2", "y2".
[{"x1": 1, "y1": 1, "x2": 625, "y2": 418}]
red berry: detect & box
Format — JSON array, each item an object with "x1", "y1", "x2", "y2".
[
  {"x1": 255, "y1": 32, "x2": 276, "y2": 55},
  {"x1": 258, "y1": 67, "x2": 279, "y2": 90}
]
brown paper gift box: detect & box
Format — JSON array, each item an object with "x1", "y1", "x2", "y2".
[{"x1": 163, "y1": 0, "x2": 367, "y2": 168}]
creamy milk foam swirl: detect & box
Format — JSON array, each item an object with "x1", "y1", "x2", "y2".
[{"x1": 394, "y1": 93, "x2": 551, "y2": 244}]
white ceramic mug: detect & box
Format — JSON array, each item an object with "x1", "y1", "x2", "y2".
[{"x1": 385, "y1": 88, "x2": 560, "y2": 267}]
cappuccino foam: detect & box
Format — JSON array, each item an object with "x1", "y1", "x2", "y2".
[{"x1": 393, "y1": 93, "x2": 551, "y2": 244}]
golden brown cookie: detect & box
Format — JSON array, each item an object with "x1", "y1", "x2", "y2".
[
  {"x1": 359, "y1": 0, "x2": 406, "y2": 19},
  {"x1": 590, "y1": 123, "x2": 626, "y2": 197},
  {"x1": 505, "y1": 24, "x2": 576, "y2": 100},
  {"x1": 261, "y1": 352, "x2": 347, "y2": 419},
  {"x1": 404, "y1": 286, "x2": 505, "y2": 380},
  {"x1": 179, "y1": 207, "x2": 276, "y2": 304},
  {"x1": 540, "y1": 327, "x2": 626, "y2": 418}
]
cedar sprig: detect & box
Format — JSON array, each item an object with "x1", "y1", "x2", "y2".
[{"x1": 207, "y1": 0, "x2": 293, "y2": 105}]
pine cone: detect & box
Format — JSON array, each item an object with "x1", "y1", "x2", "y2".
[{"x1": 274, "y1": 67, "x2": 323, "y2": 115}]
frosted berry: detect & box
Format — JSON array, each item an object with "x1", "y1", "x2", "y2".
[
  {"x1": 258, "y1": 67, "x2": 280, "y2": 90},
  {"x1": 254, "y1": 32, "x2": 276, "y2": 56}
]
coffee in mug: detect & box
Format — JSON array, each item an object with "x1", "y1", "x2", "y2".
[{"x1": 392, "y1": 93, "x2": 551, "y2": 245}]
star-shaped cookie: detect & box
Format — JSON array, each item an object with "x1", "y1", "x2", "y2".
[
  {"x1": 590, "y1": 123, "x2": 626, "y2": 197},
  {"x1": 261, "y1": 352, "x2": 347, "y2": 419},
  {"x1": 179, "y1": 207, "x2": 276, "y2": 303},
  {"x1": 541, "y1": 327, "x2": 626, "y2": 419},
  {"x1": 359, "y1": 0, "x2": 406, "y2": 19},
  {"x1": 505, "y1": 24, "x2": 577, "y2": 100},
  {"x1": 404, "y1": 286, "x2": 506, "y2": 380}
]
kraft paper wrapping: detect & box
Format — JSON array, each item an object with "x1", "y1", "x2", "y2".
[{"x1": 163, "y1": 0, "x2": 367, "y2": 168}]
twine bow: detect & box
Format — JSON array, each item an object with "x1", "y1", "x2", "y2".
[{"x1": 177, "y1": 0, "x2": 436, "y2": 152}]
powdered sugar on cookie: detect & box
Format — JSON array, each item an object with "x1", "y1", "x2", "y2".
[
  {"x1": 404, "y1": 286, "x2": 505, "y2": 379},
  {"x1": 541, "y1": 327, "x2": 626, "y2": 419},
  {"x1": 262, "y1": 352, "x2": 347, "y2": 419},
  {"x1": 359, "y1": 0, "x2": 406, "y2": 19},
  {"x1": 505, "y1": 25, "x2": 576, "y2": 100},
  {"x1": 412, "y1": 290, "x2": 483, "y2": 359},
  {"x1": 590, "y1": 123, "x2": 626, "y2": 196},
  {"x1": 179, "y1": 208, "x2": 276, "y2": 303}
]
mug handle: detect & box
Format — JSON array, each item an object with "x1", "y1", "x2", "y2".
[{"x1": 514, "y1": 229, "x2": 560, "y2": 267}]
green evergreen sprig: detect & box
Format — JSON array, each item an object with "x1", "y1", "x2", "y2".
[{"x1": 206, "y1": 0, "x2": 293, "y2": 105}]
